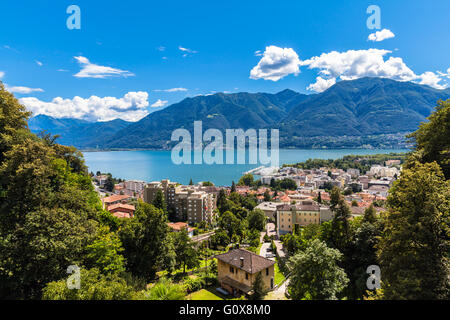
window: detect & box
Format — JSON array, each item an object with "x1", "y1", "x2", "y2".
[
  {"x1": 230, "y1": 266, "x2": 234, "y2": 273},
  {"x1": 245, "y1": 273, "x2": 248, "y2": 280},
  {"x1": 266, "y1": 268, "x2": 269, "y2": 276}
]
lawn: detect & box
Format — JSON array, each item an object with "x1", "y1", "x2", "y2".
[
  {"x1": 157, "y1": 258, "x2": 216, "y2": 278},
  {"x1": 187, "y1": 288, "x2": 224, "y2": 300},
  {"x1": 274, "y1": 262, "x2": 286, "y2": 286}
]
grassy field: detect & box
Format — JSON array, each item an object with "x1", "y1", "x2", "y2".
[
  {"x1": 274, "y1": 263, "x2": 286, "y2": 286},
  {"x1": 187, "y1": 288, "x2": 225, "y2": 300}
]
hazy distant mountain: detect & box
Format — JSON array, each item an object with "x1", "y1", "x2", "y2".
[
  {"x1": 28, "y1": 115, "x2": 131, "y2": 148},
  {"x1": 28, "y1": 77, "x2": 450, "y2": 149}
]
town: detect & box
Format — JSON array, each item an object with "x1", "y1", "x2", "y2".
[{"x1": 92, "y1": 154, "x2": 403, "y2": 299}]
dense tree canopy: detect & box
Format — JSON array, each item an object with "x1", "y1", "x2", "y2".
[
  {"x1": 287, "y1": 239, "x2": 349, "y2": 300},
  {"x1": 377, "y1": 161, "x2": 450, "y2": 299},
  {"x1": 407, "y1": 99, "x2": 450, "y2": 179}
]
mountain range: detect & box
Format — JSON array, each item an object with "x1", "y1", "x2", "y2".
[{"x1": 28, "y1": 77, "x2": 450, "y2": 149}]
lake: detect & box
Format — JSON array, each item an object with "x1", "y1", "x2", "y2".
[{"x1": 83, "y1": 149, "x2": 408, "y2": 186}]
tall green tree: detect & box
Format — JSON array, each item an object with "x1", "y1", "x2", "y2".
[
  {"x1": 323, "y1": 187, "x2": 352, "y2": 252},
  {"x1": 173, "y1": 228, "x2": 199, "y2": 273},
  {"x1": 287, "y1": 239, "x2": 349, "y2": 300},
  {"x1": 362, "y1": 204, "x2": 377, "y2": 224},
  {"x1": 218, "y1": 211, "x2": 244, "y2": 242},
  {"x1": 0, "y1": 82, "x2": 31, "y2": 164},
  {"x1": 119, "y1": 202, "x2": 174, "y2": 279},
  {"x1": 238, "y1": 173, "x2": 254, "y2": 186},
  {"x1": 216, "y1": 188, "x2": 227, "y2": 213},
  {"x1": 104, "y1": 175, "x2": 115, "y2": 192},
  {"x1": 377, "y1": 162, "x2": 450, "y2": 299},
  {"x1": 42, "y1": 268, "x2": 135, "y2": 300},
  {"x1": 406, "y1": 99, "x2": 450, "y2": 179},
  {"x1": 85, "y1": 226, "x2": 126, "y2": 274},
  {"x1": 152, "y1": 189, "x2": 167, "y2": 213},
  {"x1": 247, "y1": 209, "x2": 266, "y2": 231}
]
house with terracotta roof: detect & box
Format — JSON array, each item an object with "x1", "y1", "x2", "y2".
[
  {"x1": 107, "y1": 203, "x2": 135, "y2": 218},
  {"x1": 102, "y1": 194, "x2": 132, "y2": 209},
  {"x1": 167, "y1": 222, "x2": 195, "y2": 237},
  {"x1": 215, "y1": 248, "x2": 275, "y2": 296}
]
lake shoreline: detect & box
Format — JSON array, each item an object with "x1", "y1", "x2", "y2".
[{"x1": 83, "y1": 148, "x2": 409, "y2": 186}]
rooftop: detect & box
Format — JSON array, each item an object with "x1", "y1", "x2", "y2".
[
  {"x1": 215, "y1": 248, "x2": 275, "y2": 274},
  {"x1": 102, "y1": 194, "x2": 131, "y2": 203}
]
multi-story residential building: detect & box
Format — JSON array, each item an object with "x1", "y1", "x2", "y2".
[
  {"x1": 369, "y1": 165, "x2": 399, "y2": 178},
  {"x1": 95, "y1": 174, "x2": 109, "y2": 187},
  {"x1": 143, "y1": 179, "x2": 217, "y2": 225},
  {"x1": 216, "y1": 248, "x2": 275, "y2": 296},
  {"x1": 254, "y1": 201, "x2": 285, "y2": 221},
  {"x1": 277, "y1": 200, "x2": 321, "y2": 236},
  {"x1": 124, "y1": 180, "x2": 146, "y2": 193},
  {"x1": 347, "y1": 168, "x2": 360, "y2": 178},
  {"x1": 276, "y1": 200, "x2": 333, "y2": 236}
]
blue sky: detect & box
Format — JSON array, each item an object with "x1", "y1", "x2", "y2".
[{"x1": 1, "y1": 0, "x2": 449, "y2": 121}]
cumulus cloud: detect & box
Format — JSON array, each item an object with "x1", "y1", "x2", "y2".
[
  {"x1": 150, "y1": 99, "x2": 168, "y2": 108},
  {"x1": 153, "y1": 87, "x2": 187, "y2": 92},
  {"x1": 6, "y1": 86, "x2": 44, "y2": 94},
  {"x1": 19, "y1": 91, "x2": 149, "y2": 122},
  {"x1": 301, "y1": 49, "x2": 416, "y2": 82},
  {"x1": 250, "y1": 46, "x2": 301, "y2": 81},
  {"x1": 418, "y1": 71, "x2": 447, "y2": 89},
  {"x1": 301, "y1": 48, "x2": 448, "y2": 91},
  {"x1": 307, "y1": 77, "x2": 337, "y2": 93},
  {"x1": 36, "y1": 60, "x2": 43, "y2": 67},
  {"x1": 250, "y1": 46, "x2": 448, "y2": 92},
  {"x1": 73, "y1": 56, "x2": 134, "y2": 79},
  {"x1": 368, "y1": 29, "x2": 395, "y2": 42}
]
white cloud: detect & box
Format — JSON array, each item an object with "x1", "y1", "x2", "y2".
[
  {"x1": 20, "y1": 91, "x2": 149, "y2": 122},
  {"x1": 57, "y1": 69, "x2": 69, "y2": 72},
  {"x1": 36, "y1": 60, "x2": 43, "y2": 66},
  {"x1": 300, "y1": 48, "x2": 449, "y2": 91},
  {"x1": 368, "y1": 29, "x2": 395, "y2": 42},
  {"x1": 0, "y1": 71, "x2": 4, "y2": 79},
  {"x1": 301, "y1": 49, "x2": 417, "y2": 82},
  {"x1": 250, "y1": 46, "x2": 301, "y2": 81},
  {"x1": 437, "y1": 68, "x2": 450, "y2": 79},
  {"x1": 250, "y1": 46, "x2": 448, "y2": 92},
  {"x1": 6, "y1": 86, "x2": 44, "y2": 94},
  {"x1": 418, "y1": 71, "x2": 447, "y2": 89},
  {"x1": 178, "y1": 46, "x2": 197, "y2": 54},
  {"x1": 150, "y1": 99, "x2": 168, "y2": 108},
  {"x1": 307, "y1": 77, "x2": 336, "y2": 93},
  {"x1": 73, "y1": 56, "x2": 134, "y2": 79},
  {"x1": 153, "y1": 87, "x2": 187, "y2": 92}
]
